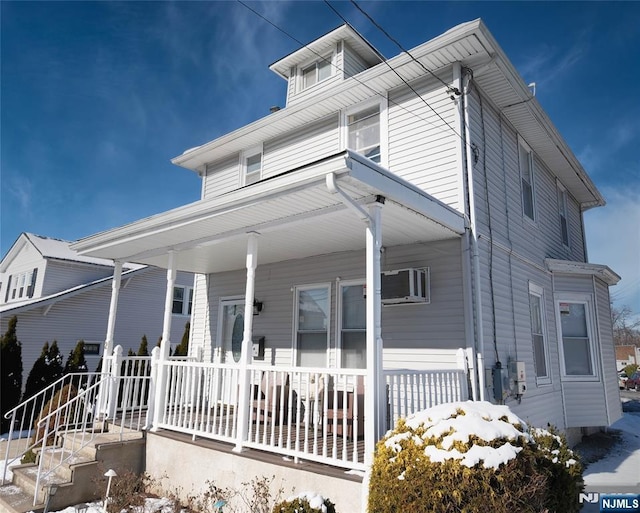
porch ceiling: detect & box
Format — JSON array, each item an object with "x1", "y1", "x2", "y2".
[{"x1": 72, "y1": 151, "x2": 466, "y2": 274}]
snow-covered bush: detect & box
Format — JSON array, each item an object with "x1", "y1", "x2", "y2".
[
  {"x1": 272, "y1": 491, "x2": 336, "y2": 513},
  {"x1": 367, "y1": 401, "x2": 583, "y2": 513}
]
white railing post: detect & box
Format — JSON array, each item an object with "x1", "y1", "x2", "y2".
[
  {"x1": 146, "y1": 346, "x2": 160, "y2": 429},
  {"x1": 107, "y1": 345, "x2": 123, "y2": 422},
  {"x1": 235, "y1": 232, "x2": 259, "y2": 452}
]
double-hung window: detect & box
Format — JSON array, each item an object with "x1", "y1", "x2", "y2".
[
  {"x1": 518, "y1": 139, "x2": 535, "y2": 221},
  {"x1": 347, "y1": 105, "x2": 381, "y2": 163},
  {"x1": 241, "y1": 146, "x2": 262, "y2": 186},
  {"x1": 295, "y1": 284, "x2": 330, "y2": 367},
  {"x1": 556, "y1": 296, "x2": 597, "y2": 379},
  {"x1": 301, "y1": 56, "x2": 332, "y2": 90},
  {"x1": 528, "y1": 283, "x2": 550, "y2": 383},
  {"x1": 557, "y1": 184, "x2": 569, "y2": 247},
  {"x1": 339, "y1": 282, "x2": 366, "y2": 368},
  {"x1": 172, "y1": 286, "x2": 193, "y2": 316}
]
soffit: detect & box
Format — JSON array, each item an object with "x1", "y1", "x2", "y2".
[{"x1": 73, "y1": 152, "x2": 464, "y2": 274}]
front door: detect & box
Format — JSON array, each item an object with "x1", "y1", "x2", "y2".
[{"x1": 220, "y1": 299, "x2": 245, "y2": 365}]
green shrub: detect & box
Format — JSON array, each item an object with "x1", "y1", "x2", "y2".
[
  {"x1": 273, "y1": 492, "x2": 336, "y2": 513},
  {"x1": 623, "y1": 363, "x2": 638, "y2": 378},
  {"x1": 33, "y1": 383, "x2": 78, "y2": 446},
  {"x1": 368, "y1": 401, "x2": 583, "y2": 513}
]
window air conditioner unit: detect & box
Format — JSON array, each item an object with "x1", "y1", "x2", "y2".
[{"x1": 381, "y1": 268, "x2": 430, "y2": 304}]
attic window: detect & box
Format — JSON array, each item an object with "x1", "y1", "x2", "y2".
[{"x1": 301, "y1": 57, "x2": 332, "y2": 89}]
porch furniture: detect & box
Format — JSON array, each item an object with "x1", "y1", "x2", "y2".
[
  {"x1": 326, "y1": 376, "x2": 364, "y2": 440},
  {"x1": 252, "y1": 372, "x2": 289, "y2": 423}
]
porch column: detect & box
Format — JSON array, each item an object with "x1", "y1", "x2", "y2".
[
  {"x1": 151, "y1": 251, "x2": 176, "y2": 430},
  {"x1": 365, "y1": 202, "x2": 384, "y2": 465},
  {"x1": 234, "y1": 232, "x2": 259, "y2": 452},
  {"x1": 104, "y1": 261, "x2": 123, "y2": 360}
]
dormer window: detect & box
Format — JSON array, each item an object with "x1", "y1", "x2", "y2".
[{"x1": 301, "y1": 56, "x2": 332, "y2": 90}]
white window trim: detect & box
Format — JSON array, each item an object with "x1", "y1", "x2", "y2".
[
  {"x1": 528, "y1": 282, "x2": 551, "y2": 386},
  {"x1": 172, "y1": 285, "x2": 194, "y2": 316},
  {"x1": 240, "y1": 144, "x2": 263, "y2": 186},
  {"x1": 342, "y1": 97, "x2": 388, "y2": 168},
  {"x1": 297, "y1": 51, "x2": 335, "y2": 92},
  {"x1": 557, "y1": 181, "x2": 570, "y2": 248},
  {"x1": 216, "y1": 296, "x2": 246, "y2": 364},
  {"x1": 518, "y1": 136, "x2": 536, "y2": 224},
  {"x1": 554, "y1": 293, "x2": 599, "y2": 382},
  {"x1": 336, "y1": 279, "x2": 366, "y2": 369},
  {"x1": 293, "y1": 283, "x2": 331, "y2": 368}
]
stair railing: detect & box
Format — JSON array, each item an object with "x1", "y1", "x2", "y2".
[{"x1": 1, "y1": 372, "x2": 102, "y2": 486}]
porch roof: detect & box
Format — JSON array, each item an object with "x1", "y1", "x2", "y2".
[{"x1": 72, "y1": 151, "x2": 466, "y2": 274}]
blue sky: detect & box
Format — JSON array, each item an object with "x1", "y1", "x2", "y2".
[{"x1": 1, "y1": 1, "x2": 639, "y2": 315}]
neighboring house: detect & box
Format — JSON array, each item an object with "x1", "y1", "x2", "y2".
[
  {"x1": 0, "y1": 233, "x2": 195, "y2": 389},
  {"x1": 616, "y1": 345, "x2": 640, "y2": 371},
  {"x1": 70, "y1": 21, "x2": 621, "y2": 510}
]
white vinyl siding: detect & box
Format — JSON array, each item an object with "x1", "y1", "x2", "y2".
[
  {"x1": 466, "y1": 87, "x2": 585, "y2": 264},
  {"x1": 387, "y1": 73, "x2": 461, "y2": 210},
  {"x1": 203, "y1": 154, "x2": 241, "y2": 199},
  {"x1": 196, "y1": 239, "x2": 466, "y2": 370},
  {"x1": 262, "y1": 114, "x2": 339, "y2": 178},
  {"x1": 342, "y1": 41, "x2": 372, "y2": 78},
  {"x1": 41, "y1": 261, "x2": 114, "y2": 297}
]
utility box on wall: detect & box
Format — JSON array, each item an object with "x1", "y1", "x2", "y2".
[{"x1": 509, "y1": 361, "x2": 526, "y2": 396}]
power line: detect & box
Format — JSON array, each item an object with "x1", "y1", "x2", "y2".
[
  {"x1": 349, "y1": 0, "x2": 460, "y2": 96},
  {"x1": 323, "y1": 0, "x2": 465, "y2": 144},
  {"x1": 236, "y1": 0, "x2": 464, "y2": 144}
]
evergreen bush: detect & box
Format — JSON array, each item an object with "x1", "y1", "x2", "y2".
[
  {"x1": 367, "y1": 401, "x2": 583, "y2": 513},
  {"x1": 33, "y1": 383, "x2": 78, "y2": 446},
  {"x1": 1, "y1": 315, "x2": 23, "y2": 432},
  {"x1": 273, "y1": 492, "x2": 336, "y2": 513},
  {"x1": 174, "y1": 322, "x2": 190, "y2": 357}
]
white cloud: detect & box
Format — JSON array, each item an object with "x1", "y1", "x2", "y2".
[
  {"x1": 518, "y1": 37, "x2": 587, "y2": 87},
  {"x1": 585, "y1": 185, "x2": 640, "y2": 315},
  {"x1": 6, "y1": 175, "x2": 33, "y2": 213}
]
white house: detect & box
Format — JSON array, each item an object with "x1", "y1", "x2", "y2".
[
  {"x1": 68, "y1": 20, "x2": 620, "y2": 510},
  {"x1": 0, "y1": 233, "x2": 195, "y2": 389}
]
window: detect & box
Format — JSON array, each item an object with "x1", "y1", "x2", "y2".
[
  {"x1": 518, "y1": 139, "x2": 535, "y2": 221},
  {"x1": 83, "y1": 342, "x2": 101, "y2": 356},
  {"x1": 339, "y1": 282, "x2": 366, "y2": 368},
  {"x1": 347, "y1": 105, "x2": 381, "y2": 163},
  {"x1": 301, "y1": 56, "x2": 332, "y2": 89},
  {"x1": 557, "y1": 298, "x2": 597, "y2": 379},
  {"x1": 557, "y1": 185, "x2": 569, "y2": 246},
  {"x1": 242, "y1": 146, "x2": 262, "y2": 185},
  {"x1": 172, "y1": 286, "x2": 193, "y2": 316},
  {"x1": 295, "y1": 285, "x2": 330, "y2": 367},
  {"x1": 528, "y1": 283, "x2": 550, "y2": 383}
]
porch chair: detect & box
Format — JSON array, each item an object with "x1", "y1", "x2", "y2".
[
  {"x1": 252, "y1": 372, "x2": 290, "y2": 424},
  {"x1": 326, "y1": 375, "x2": 365, "y2": 440}
]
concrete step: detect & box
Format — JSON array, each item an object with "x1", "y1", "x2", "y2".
[{"x1": 0, "y1": 484, "x2": 44, "y2": 513}]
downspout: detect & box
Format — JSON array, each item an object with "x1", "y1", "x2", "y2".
[
  {"x1": 326, "y1": 171, "x2": 385, "y2": 458},
  {"x1": 461, "y1": 69, "x2": 487, "y2": 401}
]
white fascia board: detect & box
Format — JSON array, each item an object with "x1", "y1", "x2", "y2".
[
  {"x1": 545, "y1": 258, "x2": 621, "y2": 285},
  {"x1": 344, "y1": 151, "x2": 467, "y2": 235}
]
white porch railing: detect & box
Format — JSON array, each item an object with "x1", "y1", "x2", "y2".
[{"x1": 153, "y1": 360, "x2": 469, "y2": 471}]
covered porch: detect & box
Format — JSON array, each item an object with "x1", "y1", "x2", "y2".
[{"x1": 72, "y1": 150, "x2": 473, "y2": 470}]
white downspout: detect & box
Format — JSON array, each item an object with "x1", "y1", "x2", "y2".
[
  {"x1": 234, "y1": 232, "x2": 259, "y2": 452},
  {"x1": 461, "y1": 69, "x2": 487, "y2": 401},
  {"x1": 326, "y1": 172, "x2": 384, "y2": 455}
]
